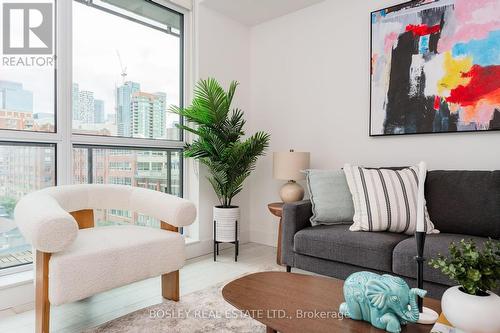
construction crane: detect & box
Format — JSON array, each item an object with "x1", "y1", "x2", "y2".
[{"x1": 116, "y1": 50, "x2": 127, "y2": 84}]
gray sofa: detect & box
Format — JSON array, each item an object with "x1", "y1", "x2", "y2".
[{"x1": 281, "y1": 170, "x2": 500, "y2": 298}]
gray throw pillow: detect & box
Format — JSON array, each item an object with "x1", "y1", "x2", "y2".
[{"x1": 305, "y1": 169, "x2": 354, "y2": 226}]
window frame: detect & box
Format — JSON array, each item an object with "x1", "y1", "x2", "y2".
[
  {"x1": 0, "y1": 0, "x2": 191, "y2": 275},
  {"x1": 0, "y1": 0, "x2": 57, "y2": 135},
  {"x1": 73, "y1": 144, "x2": 184, "y2": 197},
  {"x1": 71, "y1": 0, "x2": 185, "y2": 142}
]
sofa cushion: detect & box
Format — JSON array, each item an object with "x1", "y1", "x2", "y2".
[
  {"x1": 393, "y1": 233, "x2": 489, "y2": 286},
  {"x1": 343, "y1": 164, "x2": 437, "y2": 235},
  {"x1": 305, "y1": 169, "x2": 354, "y2": 226},
  {"x1": 294, "y1": 225, "x2": 409, "y2": 272},
  {"x1": 49, "y1": 225, "x2": 185, "y2": 305},
  {"x1": 425, "y1": 170, "x2": 500, "y2": 238}
]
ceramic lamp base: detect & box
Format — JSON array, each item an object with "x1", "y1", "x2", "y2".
[
  {"x1": 417, "y1": 307, "x2": 439, "y2": 325},
  {"x1": 279, "y1": 181, "x2": 304, "y2": 203}
]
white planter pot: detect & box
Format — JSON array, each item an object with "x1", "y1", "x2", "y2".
[
  {"x1": 213, "y1": 206, "x2": 240, "y2": 243},
  {"x1": 442, "y1": 286, "x2": 500, "y2": 333}
]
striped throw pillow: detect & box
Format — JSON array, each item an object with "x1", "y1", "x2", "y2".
[{"x1": 343, "y1": 164, "x2": 438, "y2": 235}]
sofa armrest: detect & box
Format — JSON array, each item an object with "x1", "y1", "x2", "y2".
[{"x1": 281, "y1": 200, "x2": 312, "y2": 266}]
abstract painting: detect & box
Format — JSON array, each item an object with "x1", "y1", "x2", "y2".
[{"x1": 370, "y1": 0, "x2": 500, "y2": 136}]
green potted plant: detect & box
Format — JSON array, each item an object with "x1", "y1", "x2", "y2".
[
  {"x1": 171, "y1": 78, "x2": 270, "y2": 252},
  {"x1": 429, "y1": 238, "x2": 500, "y2": 333}
]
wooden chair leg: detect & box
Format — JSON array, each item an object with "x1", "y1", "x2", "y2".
[
  {"x1": 35, "y1": 251, "x2": 51, "y2": 333},
  {"x1": 160, "y1": 221, "x2": 180, "y2": 301},
  {"x1": 162, "y1": 270, "x2": 179, "y2": 301}
]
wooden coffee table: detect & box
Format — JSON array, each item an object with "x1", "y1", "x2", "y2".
[{"x1": 222, "y1": 272, "x2": 441, "y2": 333}]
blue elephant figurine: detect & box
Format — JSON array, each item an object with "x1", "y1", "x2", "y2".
[{"x1": 339, "y1": 272, "x2": 427, "y2": 333}]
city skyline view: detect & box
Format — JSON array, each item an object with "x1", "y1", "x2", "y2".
[
  {"x1": 72, "y1": 0, "x2": 181, "y2": 139},
  {"x1": 0, "y1": 0, "x2": 184, "y2": 270},
  {"x1": 0, "y1": 1, "x2": 182, "y2": 139},
  {"x1": 0, "y1": 77, "x2": 181, "y2": 139}
]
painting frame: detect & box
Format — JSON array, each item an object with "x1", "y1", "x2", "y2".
[{"x1": 369, "y1": 0, "x2": 500, "y2": 137}]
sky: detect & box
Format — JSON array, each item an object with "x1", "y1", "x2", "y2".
[
  {"x1": 0, "y1": 1, "x2": 181, "y2": 122},
  {"x1": 73, "y1": 1, "x2": 181, "y2": 119}
]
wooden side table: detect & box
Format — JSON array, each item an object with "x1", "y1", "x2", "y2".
[{"x1": 267, "y1": 202, "x2": 284, "y2": 265}]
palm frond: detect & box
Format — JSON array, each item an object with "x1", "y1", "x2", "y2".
[{"x1": 179, "y1": 78, "x2": 270, "y2": 207}]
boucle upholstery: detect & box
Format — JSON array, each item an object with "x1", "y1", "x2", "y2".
[
  {"x1": 14, "y1": 184, "x2": 197, "y2": 253},
  {"x1": 48, "y1": 225, "x2": 185, "y2": 305}
]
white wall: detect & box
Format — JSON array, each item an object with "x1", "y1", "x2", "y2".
[
  {"x1": 188, "y1": 2, "x2": 252, "y2": 256},
  {"x1": 247, "y1": 0, "x2": 500, "y2": 246}
]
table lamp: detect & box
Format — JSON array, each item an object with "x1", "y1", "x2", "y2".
[
  {"x1": 273, "y1": 150, "x2": 310, "y2": 203},
  {"x1": 415, "y1": 161, "x2": 439, "y2": 324}
]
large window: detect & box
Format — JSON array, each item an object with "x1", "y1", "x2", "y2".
[
  {"x1": 72, "y1": 0, "x2": 182, "y2": 140},
  {"x1": 0, "y1": 0, "x2": 186, "y2": 273},
  {"x1": 73, "y1": 146, "x2": 182, "y2": 197},
  {"x1": 0, "y1": 0, "x2": 56, "y2": 133},
  {"x1": 0, "y1": 143, "x2": 56, "y2": 270},
  {"x1": 73, "y1": 146, "x2": 182, "y2": 227}
]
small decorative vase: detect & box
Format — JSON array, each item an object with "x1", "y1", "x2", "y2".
[
  {"x1": 213, "y1": 206, "x2": 240, "y2": 243},
  {"x1": 441, "y1": 286, "x2": 500, "y2": 333}
]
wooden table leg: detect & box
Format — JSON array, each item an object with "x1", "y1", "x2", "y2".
[
  {"x1": 266, "y1": 326, "x2": 277, "y2": 333},
  {"x1": 276, "y1": 217, "x2": 282, "y2": 265}
]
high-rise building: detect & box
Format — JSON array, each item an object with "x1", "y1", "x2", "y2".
[
  {"x1": 0, "y1": 81, "x2": 33, "y2": 113},
  {"x1": 0, "y1": 145, "x2": 55, "y2": 260},
  {"x1": 130, "y1": 91, "x2": 166, "y2": 139},
  {"x1": 0, "y1": 146, "x2": 54, "y2": 205},
  {"x1": 106, "y1": 113, "x2": 116, "y2": 124},
  {"x1": 72, "y1": 147, "x2": 178, "y2": 226},
  {"x1": 152, "y1": 92, "x2": 166, "y2": 139},
  {"x1": 116, "y1": 81, "x2": 140, "y2": 137},
  {"x1": 72, "y1": 83, "x2": 80, "y2": 121},
  {"x1": 94, "y1": 99, "x2": 105, "y2": 123},
  {"x1": 78, "y1": 90, "x2": 95, "y2": 123}
]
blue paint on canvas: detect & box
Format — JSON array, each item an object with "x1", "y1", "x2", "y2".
[
  {"x1": 452, "y1": 30, "x2": 500, "y2": 66},
  {"x1": 419, "y1": 35, "x2": 430, "y2": 54}
]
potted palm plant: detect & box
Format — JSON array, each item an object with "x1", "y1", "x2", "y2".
[
  {"x1": 171, "y1": 78, "x2": 270, "y2": 257},
  {"x1": 429, "y1": 238, "x2": 500, "y2": 333}
]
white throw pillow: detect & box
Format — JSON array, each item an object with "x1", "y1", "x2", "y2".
[{"x1": 343, "y1": 164, "x2": 438, "y2": 235}]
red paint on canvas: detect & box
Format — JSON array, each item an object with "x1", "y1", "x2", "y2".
[
  {"x1": 405, "y1": 24, "x2": 441, "y2": 37},
  {"x1": 446, "y1": 65, "x2": 500, "y2": 106},
  {"x1": 434, "y1": 96, "x2": 441, "y2": 110}
]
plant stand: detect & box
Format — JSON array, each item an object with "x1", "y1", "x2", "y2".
[{"x1": 213, "y1": 219, "x2": 239, "y2": 262}]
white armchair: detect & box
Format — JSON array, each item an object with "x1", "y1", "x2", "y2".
[{"x1": 14, "y1": 184, "x2": 196, "y2": 333}]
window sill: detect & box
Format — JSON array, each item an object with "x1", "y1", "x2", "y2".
[{"x1": 0, "y1": 269, "x2": 33, "y2": 290}]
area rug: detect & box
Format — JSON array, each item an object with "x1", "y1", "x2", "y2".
[{"x1": 83, "y1": 271, "x2": 275, "y2": 333}]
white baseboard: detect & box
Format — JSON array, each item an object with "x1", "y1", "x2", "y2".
[
  {"x1": 0, "y1": 276, "x2": 33, "y2": 311},
  {"x1": 185, "y1": 231, "x2": 249, "y2": 259},
  {"x1": 249, "y1": 229, "x2": 276, "y2": 247}
]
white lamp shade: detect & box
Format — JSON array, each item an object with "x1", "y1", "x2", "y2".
[{"x1": 273, "y1": 151, "x2": 310, "y2": 181}]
